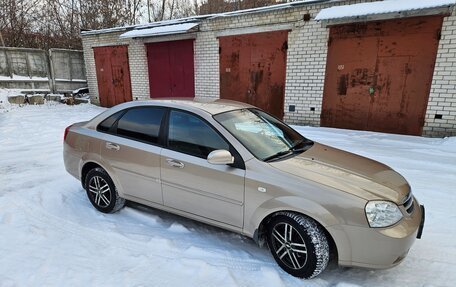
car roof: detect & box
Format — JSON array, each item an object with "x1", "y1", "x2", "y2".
[{"x1": 115, "y1": 98, "x2": 255, "y2": 115}]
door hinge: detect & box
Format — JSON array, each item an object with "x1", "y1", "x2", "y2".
[
  {"x1": 219, "y1": 46, "x2": 222, "y2": 54},
  {"x1": 437, "y1": 29, "x2": 442, "y2": 41}
]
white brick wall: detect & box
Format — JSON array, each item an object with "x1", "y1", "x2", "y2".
[
  {"x1": 194, "y1": 27, "x2": 219, "y2": 99},
  {"x1": 424, "y1": 9, "x2": 456, "y2": 137},
  {"x1": 283, "y1": 4, "x2": 330, "y2": 126},
  {"x1": 81, "y1": 0, "x2": 456, "y2": 137},
  {"x1": 127, "y1": 40, "x2": 150, "y2": 101}
]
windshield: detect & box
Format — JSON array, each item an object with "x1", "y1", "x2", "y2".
[{"x1": 214, "y1": 109, "x2": 313, "y2": 162}]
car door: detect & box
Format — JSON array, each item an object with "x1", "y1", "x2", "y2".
[
  {"x1": 160, "y1": 109, "x2": 246, "y2": 228},
  {"x1": 99, "y1": 106, "x2": 165, "y2": 204}
]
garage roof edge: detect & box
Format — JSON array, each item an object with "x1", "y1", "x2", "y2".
[
  {"x1": 80, "y1": 15, "x2": 213, "y2": 37},
  {"x1": 315, "y1": 0, "x2": 456, "y2": 23},
  {"x1": 119, "y1": 22, "x2": 200, "y2": 39}
]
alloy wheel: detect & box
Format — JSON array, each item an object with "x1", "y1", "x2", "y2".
[
  {"x1": 88, "y1": 176, "x2": 111, "y2": 208},
  {"x1": 271, "y1": 222, "x2": 308, "y2": 270}
]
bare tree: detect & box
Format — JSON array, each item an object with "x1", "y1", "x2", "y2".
[
  {"x1": 0, "y1": 0, "x2": 43, "y2": 47},
  {"x1": 148, "y1": 0, "x2": 197, "y2": 22},
  {"x1": 198, "y1": 0, "x2": 231, "y2": 14},
  {"x1": 0, "y1": 0, "x2": 291, "y2": 50},
  {"x1": 198, "y1": 0, "x2": 286, "y2": 14},
  {"x1": 124, "y1": 0, "x2": 145, "y2": 25},
  {"x1": 148, "y1": 0, "x2": 166, "y2": 21}
]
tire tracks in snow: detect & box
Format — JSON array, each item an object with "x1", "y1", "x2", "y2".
[{"x1": 11, "y1": 193, "x2": 278, "y2": 272}]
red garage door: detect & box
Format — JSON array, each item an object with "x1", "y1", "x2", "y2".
[
  {"x1": 146, "y1": 40, "x2": 195, "y2": 98},
  {"x1": 93, "y1": 45, "x2": 132, "y2": 107},
  {"x1": 219, "y1": 31, "x2": 288, "y2": 119},
  {"x1": 321, "y1": 16, "x2": 443, "y2": 135}
]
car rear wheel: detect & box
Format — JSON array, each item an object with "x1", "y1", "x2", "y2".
[
  {"x1": 85, "y1": 167, "x2": 125, "y2": 213},
  {"x1": 266, "y1": 212, "x2": 329, "y2": 278}
]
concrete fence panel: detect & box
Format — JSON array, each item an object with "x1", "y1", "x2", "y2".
[
  {"x1": 0, "y1": 47, "x2": 87, "y2": 93},
  {"x1": 0, "y1": 47, "x2": 50, "y2": 91},
  {"x1": 49, "y1": 49, "x2": 87, "y2": 93}
]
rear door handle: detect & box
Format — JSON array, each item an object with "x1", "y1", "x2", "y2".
[
  {"x1": 166, "y1": 158, "x2": 184, "y2": 168},
  {"x1": 105, "y1": 142, "x2": 120, "y2": 151}
]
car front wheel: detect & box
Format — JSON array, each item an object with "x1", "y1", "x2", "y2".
[
  {"x1": 267, "y1": 212, "x2": 329, "y2": 278},
  {"x1": 85, "y1": 167, "x2": 125, "y2": 213}
]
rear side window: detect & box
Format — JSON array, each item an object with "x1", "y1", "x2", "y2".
[
  {"x1": 116, "y1": 107, "x2": 165, "y2": 144},
  {"x1": 168, "y1": 110, "x2": 229, "y2": 158},
  {"x1": 97, "y1": 111, "x2": 123, "y2": 132}
]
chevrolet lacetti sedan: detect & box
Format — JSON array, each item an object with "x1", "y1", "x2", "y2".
[{"x1": 63, "y1": 99, "x2": 424, "y2": 278}]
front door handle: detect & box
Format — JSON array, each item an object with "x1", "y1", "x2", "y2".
[
  {"x1": 105, "y1": 142, "x2": 120, "y2": 151},
  {"x1": 166, "y1": 158, "x2": 184, "y2": 169}
]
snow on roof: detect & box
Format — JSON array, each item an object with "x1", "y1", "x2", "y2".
[
  {"x1": 0, "y1": 74, "x2": 49, "y2": 81},
  {"x1": 131, "y1": 14, "x2": 214, "y2": 31},
  {"x1": 119, "y1": 22, "x2": 199, "y2": 39},
  {"x1": 315, "y1": 0, "x2": 456, "y2": 21},
  {"x1": 81, "y1": 15, "x2": 213, "y2": 36},
  {"x1": 80, "y1": 25, "x2": 132, "y2": 36}
]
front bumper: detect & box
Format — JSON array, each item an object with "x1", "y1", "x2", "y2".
[
  {"x1": 328, "y1": 198, "x2": 424, "y2": 269},
  {"x1": 416, "y1": 204, "x2": 425, "y2": 239}
]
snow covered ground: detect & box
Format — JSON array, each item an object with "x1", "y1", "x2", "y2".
[{"x1": 0, "y1": 99, "x2": 455, "y2": 286}]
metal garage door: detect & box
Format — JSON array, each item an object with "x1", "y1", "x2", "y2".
[
  {"x1": 321, "y1": 16, "x2": 443, "y2": 135},
  {"x1": 93, "y1": 45, "x2": 132, "y2": 107},
  {"x1": 219, "y1": 31, "x2": 288, "y2": 119},
  {"x1": 146, "y1": 39, "x2": 195, "y2": 98}
]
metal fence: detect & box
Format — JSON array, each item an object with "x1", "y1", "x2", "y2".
[{"x1": 0, "y1": 47, "x2": 87, "y2": 93}]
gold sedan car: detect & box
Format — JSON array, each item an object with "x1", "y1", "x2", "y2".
[{"x1": 63, "y1": 99, "x2": 424, "y2": 278}]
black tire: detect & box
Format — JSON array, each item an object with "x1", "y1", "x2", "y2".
[
  {"x1": 266, "y1": 212, "x2": 329, "y2": 278},
  {"x1": 84, "y1": 167, "x2": 125, "y2": 213}
]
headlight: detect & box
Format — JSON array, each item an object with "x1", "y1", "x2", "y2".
[{"x1": 365, "y1": 201, "x2": 403, "y2": 228}]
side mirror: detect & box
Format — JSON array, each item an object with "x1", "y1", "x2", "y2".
[{"x1": 207, "y1": 149, "x2": 234, "y2": 165}]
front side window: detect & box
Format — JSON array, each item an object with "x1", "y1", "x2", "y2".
[
  {"x1": 116, "y1": 107, "x2": 165, "y2": 144},
  {"x1": 214, "y1": 109, "x2": 313, "y2": 161},
  {"x1": 168, "y1": 110, "x2": 229, "y2": 158}
]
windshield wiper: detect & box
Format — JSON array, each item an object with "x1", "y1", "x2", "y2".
[
  {"x1": 290, "y1": 139, "x2": 314, "y2": 152},
  {"x1": 263, "y1": 150, "x2": 293, "y2": 162},
  {"x1": 263, "y1": 139, "x2": 314, "y2": 162},
  {"x1": 263, "y1": 140, "x2": 314, "y2": 162}
]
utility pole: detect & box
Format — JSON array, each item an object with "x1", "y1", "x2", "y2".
[
  {"x1": 0, "y1": 32, "x2": 5, "y2": 47},
  {"x1": 147, "y1": 0, "x2": 151, "y2": 22}
]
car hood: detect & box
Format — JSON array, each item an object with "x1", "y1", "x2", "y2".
[{"x1": 268, "y1": 143, "x2": 410, "y2": 203}]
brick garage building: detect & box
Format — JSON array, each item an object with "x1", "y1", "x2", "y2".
[{"x1": 81, "y1": 0, "x2": 456, "y2": 137}]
